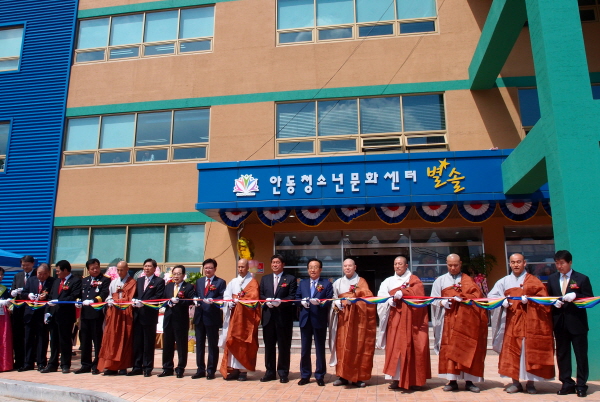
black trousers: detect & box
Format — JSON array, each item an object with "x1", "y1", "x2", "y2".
[
  {"x1": 162, "y1": 323, "x2": 188, "y2": 372},
  {"x1": 195, "y1": 322, "x2": 219, "y2": 374},
  {"x1": 79, "y1": 316, "x2": 105, "y2": 369},
  {"x1": 24, "y1": 319, "x2": 49, "y2": 368},
  {"x1": 555, "y1": 328, "x2": 589, "y2": 390},
  {"x1": 11, "y1": 309, "x2": 25, "y2": 368},
  {"x1": 133, "y1": 322, "x2": 157, "y2": 371},
  {"x1": 262, "y1": 320, "x2": 293, "y2": 378},
  {"x1": 48, "y1": 318, "x2": 75, "y2": 369}
]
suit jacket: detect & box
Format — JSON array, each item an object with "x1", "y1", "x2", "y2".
[
  {"x1": 134, "y1": 275, "x2": 165, "y2": 326},
  {"x1": 295, "y1": 277, "x2": 333, "y2": 329},
  {"x1": 547, "y1": 270, "x2": 594, "y2": 334},
  {"x1": 10, "y1": 269, "x2": 37, "y2": 292},
  {"x1": 163, "y1": 281, "x2": 194, "y2": 329},
  {"x1": 259, "y1": 272, "x2": 298, "y2": 327},
  {"x1": 46, "y1": 274, "x2": 82, "y2": 323},
  {"x1": 22, "y1": 276, "x2": 55, "y2": 324},
  {"x1": 80, "y1": 274, "x2": 111, "y2": 320},
  {"x1": 193, "y1": 276, "x2": 226, "y2": 327}
]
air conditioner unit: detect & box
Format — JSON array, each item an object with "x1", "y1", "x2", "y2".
[{"x1": 361, "y1": 136, "x2": 403, "y2": 152}]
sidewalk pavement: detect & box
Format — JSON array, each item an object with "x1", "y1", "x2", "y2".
[{"x1": 0, "y1": 350, "x2": 598, "y2": 402}]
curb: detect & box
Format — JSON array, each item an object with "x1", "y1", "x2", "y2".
[{"x1": 0, "y1": 378, "x2": 127, "y2": 402}]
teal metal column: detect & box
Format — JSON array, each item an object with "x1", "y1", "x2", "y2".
[{"x1": 502, "y1": 0, "x2": 600, "y2": 379}]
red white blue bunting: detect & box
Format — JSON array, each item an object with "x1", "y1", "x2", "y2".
[
  {"x1": 416, "y1": 204, "x2": 452, "y2": 223},
  {"x1": 296, "y1": 208, "x2": 330, "y2": 226},
  {"x1": 541, "y1": 201, "x2": 551, "y2": 217},
  {"x1": 257, "y1": 208, "x2": 291, "y2": 227},
  {"x1": 335, "y1": 207, "x2": 371, "y2": 223},
  {"x1": 219, "y1": 210, "x2": 251, "y2": 228},
  {"x1": 375, "y1": 205, "x2": 411, "y2": 224},
  {"x1": 457, "y1": 202, "x2": 496, "y2": 223},
  {"x1": 500, "y1": 201, "x2": 538, "y2": 221}
]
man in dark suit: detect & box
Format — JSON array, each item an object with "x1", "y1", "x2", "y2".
[
  {"x1": 128, "y1": 258, "x2": 165, "y2": 377},
  {"x1": 259, "y1": 254, "x2": 298, "y2": 383},
  {"x1": 75, "y1": 258, "x2": 111, "y2": 374},
  {"x1": 42, "y1": 260, "x2": 82, "y2": 373},
  {"x1": 547, "y1": 250, "x2": 594, "y2": 398},
  {"x1": 296, "y1": 258, "x2": 333, "y2": 386},
  {"x1": 10, "y1": 255, "x2": 37, "y2": 370},
  {"x1": 20, "y1": 263, "x2": 54, "y2": 372},
  {"x1": 158, "y1": 265, "x2": 194, "y2": 378},
  {"x1": 192, "y1": 258, "x2": 226, "y2": 380}
]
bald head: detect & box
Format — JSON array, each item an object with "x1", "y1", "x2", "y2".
[
  {"x1": 509, "y1": 253, "x2": 527, "y2": 276},
  {"x1": 116, "y1": 261, "x2": 129, "y2": 279},
  {"x1": 342, "y1": 258, "x2": 356, "y2": 279},
  {"x1": 237, "y1": 258, "x2": 249, "y2": 277},
  {"x1": 446, "y1": 254, "x2": 462, "y2": 276}
]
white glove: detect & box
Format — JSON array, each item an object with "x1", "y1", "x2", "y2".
[
  {"x1": 75, "y1": 301, "x2": 82, "y2": 309},
  {"x1": 11, "y1": 289, "x2": 18, "y2": 297},
  {"x1": 48, "y1": 299, "x2": 58, "y2": 306},
  {"x1": 563, "y1": 292, "x2": 576, "y2": 303},
  {"x1": 83, "y1": 299, "x2": 93, "y2": 306},
  {"x1": 441, "y1": 299, "x2": 452, "y2": 309},
  {"x1": 170, "y1": 297, "x2": 179, "y2": 304},
  {"x1": 232, "y1": 298, "x2": 239, "y2": 304},
  {"x1": 28, "y1": 293, "x2": 37, "y2": 301},
  {"x1": 453, "y1": 296, "x2": 462, "y2": 302},
  {"x1": 554, "y1": 300, "x2": 564, "y2": 308},
  {"x1": 521, "y1": 295, "x2": 528, "y2": 304},
  {"x1": 107, "y1": 299, "x2": 114, "y2": 307},
  {"x1": 0, "y1": 300, "x2": 7, "y2": 307},
  {"x1": 193, "y1": 297, "x2": 199, "y2": 305},
  {"x1": 394, "y1": 292, "x2": 403, "y2": 300},
  {"x1": 203, "y1": 298, "x2": 214, "y2": 305},
  {"x1": 131, "y1": 298, "x2": 143, "y2": 308},
  {"x1": 44, "y1": 313, "x2": 51, "y2": 324},
  {"x1": 334, "y1": 299, "x2": 344, "y2": 310},
  {"x1": 272, "y1": 298, "x2": 281, "y2": 307},
  {"x1": 502, "y1": 299, "x2": 509, "y2": 308},
  {"x1": 309, "y1": 298, "x2": 320, "y2": 305},
  {"x1": 386, "y1": 298, "x2": 395, "y2": 307},
  {"x1": 301, "y1": 298, "x2": 309, "y2": 309}
]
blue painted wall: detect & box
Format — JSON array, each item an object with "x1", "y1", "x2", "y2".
[{"x1": 0, "y1": 0, "x2": 78, "y2": 286}]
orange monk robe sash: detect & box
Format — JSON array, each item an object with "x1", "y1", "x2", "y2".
[
  {"x1": 97, "y1": 277, "x2": 136, "y2": 371},
  {"x1": 219, "y1": 279, "x2": 261, "y2": 377},
  {"x1": 334, "y1": 277, "x2": 377, "y2": 382},
  {"x1": 439, "y1": 273, "x2": 488, "y2": 378},
  {"x1": 499, "y1": 274, "x2": 555, "y2": 380},
  {"x1": 384, "y1": 275, "x2": 431, "y2": 388}
]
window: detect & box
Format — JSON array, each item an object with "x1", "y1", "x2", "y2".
[
  {"x1": 75, "y1": 6, "x2": 214, "y2": 63},
  {"x1": 505, "y1": 226, "x2": 555, "y2": 281},
  {"x1": 63, "y1": 108, "x2": 209, "y2": 166},
  {"x1": 0, "y1": 26, "x2": 24, "y2": 72},
  {"x1": 579, "y1": 0, "x2": 600, "y2": 21},
  {"x1": 276, "y1": 93, "x2": 446, "y2": 156},
  {"x1": 277, "y1": 0, "x2": 437, "y2": 45},
  {"x1": 53, "y1": 224, "x2": 206, "y2": 267},
  {"x1": 0, "y1": 122, "x2": 9, "y2": 171}
]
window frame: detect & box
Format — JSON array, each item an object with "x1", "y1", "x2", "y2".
[
  {"x1": 62, "y1": 108, "x2": 210, "y2": 167},
  {"x1": 579, "y1": 0, "x2": 600, "y2": 22},
  {"x1": 74, "y1": 6, "x2": 215, "y2": 64},
  {"x1": 275, "y1": 92, "x2": 448, "y2": 157},
  {"x1": 0, "y1": 119, "x2": 13, "y2": 173},
  {"x1": 0, "y1": 23, "x2": 26, "y2": 73},
  {"x1": 276, "y1": 0, "x2": 438, "y2": 46}
]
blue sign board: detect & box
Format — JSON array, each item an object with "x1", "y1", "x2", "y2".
[{"x1": 196, "y1": 149, "x2": 549, "y2": 213}]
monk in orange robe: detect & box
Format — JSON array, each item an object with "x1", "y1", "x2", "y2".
[
  {"x1": 219, "y1": 259, "x2": 261, "y2": 381},
  {"x1": 489, "y1": 253, "x2": 554, "y2": 394},
  {"x1": 431, "y1": 254, "x2": 487, "y2": 393},
  {"x1": 377, "y1": 256, "x2": 430, "y2": 390},
  {"x1": 97, "y1": 261, "x2": 136, "y2": 375},
  {"x1": 329, "y1": 258, "x2": 376, "y2": 387}
]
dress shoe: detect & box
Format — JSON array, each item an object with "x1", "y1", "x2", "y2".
[
  {"x1": 237, "y1": 372, "x2": 247, "y2": 381},
  {"x1": 144, "y1": 370, "x2": 152, "y2": 377},
  {"x1": 91, "y1": 368, "x2": 100, "y2": 375},
  {"x1": 191, "y1": 372, "x2": 206, "y2": 379},
  {"x1": 353, "y1": 381, "x2": 366, "y2": 388},
  {"x1": 333, "y1": 378, "x2": 349, "y2": 386},
  {"x1": 577, "y1": 390, "x2": 587, "y2": 398},
  {"x1": 157, "y1": 370, "x2": 173, "y2": 377},
  {"x1": 103, "y1": 370, "x2": 118, "y2": 376},
  {"x1": 409, "y1": 386, "x2": 423, "y2": 391},
  {"x1": 127, "y1": 368, "x2": 143, "y2": 376},
  {"x1": 61, "y1": 367, "x2": 70, "y2": 374},
  {"x1": 176, "y1": 372, "x2": 183, "y2": 379},
  {"x1": 74, "y1": 367, "x2": 91, "y2": 374},
  {"x1": 442, "y1": 381, "x2": 458, "y2": 392},
  {"x1": 465, "y1": 381, "x2": 480, "y2": 393},
  {"x1": 225, "y1": 370, "x2": 240, "y2": 381},
  {"x1": 557, "y1": 387, "x2": 576, "y2": 395},
  {"x1": 388, "y1": 380, "x2": 400, "y2": 390},
  {"x1": 298, "y1": 378, "x2": 310, "y2": 386},
  {"x1": 18, "y1": 366, "x2": 34, "y2": 372},
  {"x1": 260, "y1": 374, "x2": 276, "y2": 382},
  {"x1": 118, "y1": 369, "x2": 127, "y2": 376},
  {"x1": 505, "y1": 383, "x2": 523, "y2": 394},
  {"x1": 280, "y1": 377, "x2": 289, "y2": 383},
  {"x1": 41, "y1": 366, "x2": 57, "y2": 373},
  {"x1": 37, "y1": 366, "x2": 45, "y2": 372},
  {"x1": 316, "y1": 379, "x2": 325, "y2": 386},
  {"x1": 526, "y1": 382, "x2": 537, "y2": 394},
  {"x1": 206, "y1": 373, "x2": 215, "y2": 380}
]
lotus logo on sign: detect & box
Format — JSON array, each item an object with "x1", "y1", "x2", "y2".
[{"x1": 233, "y1": 174, "x2": 259, "y2": 197}]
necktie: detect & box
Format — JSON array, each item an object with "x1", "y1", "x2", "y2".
[
  {"x1": 144, "y1": 276, "x2": 150, "y2": 291},
  {"x1": 310, "y1": 281, "x2": 316, "y2": 298},
  {"x1": 59, "y1": 278, "x2": 65, "y2": 294},
  {"x1": 562, "y1": 274, "x2": 568, "y2": 295},
  {"x1": 174, "y1": 283, "x2": 179, "y2": 297},
  {"x1": 273, "y1": 274, "x2": 279, "y2": 293},
  {"x1": 38, "y1": 281, "x2": 42, "y2": 293},
  {"x1": 25, "y1": 273, "x2": 29, "y2": 284},
  {"x1": 205, "y1": 278, "x2": 211, "y2": 296}
]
